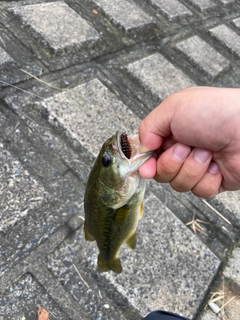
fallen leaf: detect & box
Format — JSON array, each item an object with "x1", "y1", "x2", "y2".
[{"x1": 38, "y1": 307, "x2": 49, "y2": 320}]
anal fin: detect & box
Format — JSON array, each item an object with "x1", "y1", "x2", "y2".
[{"x1": 126, "y1": 230, "x2": 137, "y2": 250}]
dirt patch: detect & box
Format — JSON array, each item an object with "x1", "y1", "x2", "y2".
[{"x1": 206, "y1": 277, "x2": 240, "y2": 320}]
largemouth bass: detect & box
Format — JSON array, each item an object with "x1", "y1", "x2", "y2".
[{"x1": 84, "y1": 130, "x2": 152, "y2": 273}]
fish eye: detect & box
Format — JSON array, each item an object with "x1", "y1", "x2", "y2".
[{"x1": 102, "y1": 153, "x2": 112, "y2": 167}]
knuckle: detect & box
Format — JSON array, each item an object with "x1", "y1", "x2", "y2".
[
  {"x1": 159, "y1": 157, "x2": 180, "y2": 176},
  {"x1": 155, "y1": 171, "x2": 175, "y2": 183},
  {"x1": 192, "y1": 178, "x2": 219, "y2": 198},
  {"x1": 183, "y1": 167, "x2": 199, "y2": 180},
  {"x1": 170, "y1": 180, "x2": 190, "y2": 193},
  {"x1": 155, "y1": 160, "x2": 179, "y2": 182}
]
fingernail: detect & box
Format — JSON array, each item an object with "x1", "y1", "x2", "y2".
[
  {"x1": 139, "y1": 143, "x2": 150, "y2": 154},
  {"x1": 208, "y1": 162, "x2": 220, "y2": 174},
  {"x1": 193, "y1": 148, "x2": 211, "y2": 163},
  {"x1": 172, "y1": 143, "x2": 191, "y2": 161}
]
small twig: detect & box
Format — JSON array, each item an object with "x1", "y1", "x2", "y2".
[
  {"x1": 220, "y1": 296, "x2": 236, "y2": 311},
  {"x1": 186, "y1": 213, "x2": 209, "y2": 235},
  {"x1": 210, "y1": 290, "x2": 224, "y2": 298},
  {"x1": 222, "y1": 226, "x2": 229, "y2": 233},
  {"x1": 209, "y1": 295, "x2": 224, "y2": 304},
  {"x1": 0, "y1": 35, "x2": 6, "y2": 48},
  {"x1": 201, "y1": 199, "x2": 231, "y2": 225},
  {"x1": 207, "y1": 280, "x2": 236, "y2": 315},
  {"x1": 208, "y1": 290, "x2": 225, "y2": 310},
  {"x1": 73, "y1": 263, "x2": 89, "y2": 288},
  {"x1": 20, "y1": 69, "x2": 64, "y2": 91},
  {"x1": 47, "y1": 309, "x2": 58, "y2": 319}
]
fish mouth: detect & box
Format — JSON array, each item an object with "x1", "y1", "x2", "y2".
[
  {"x1": 117, "y1": 130, "x2": 153, "y2": 173},
  {"x1": 120, "y1": 132, "x2": 132, "y2": 159},
  {"x1": 117, "y1": 130, "x2": 152, "y2": 160}
]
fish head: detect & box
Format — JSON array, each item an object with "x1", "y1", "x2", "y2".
[{"x1": 96, "y1": 130, "x2": 153, "y2": 208}]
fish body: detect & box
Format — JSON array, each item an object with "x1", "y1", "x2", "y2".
[{"x1": 84, "y1": 130, "x2": 152, "y2": 273}]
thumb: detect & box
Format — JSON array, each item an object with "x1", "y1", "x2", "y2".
[{"x1": 139, "y1": 99, "x2": 174, "y2": 153}]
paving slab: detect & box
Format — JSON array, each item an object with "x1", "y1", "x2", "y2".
[
  {"x1": 0, "y1": 273, "x2": 70, "y2": 320},
  {"x1": 186, "y1": 0, "x2": 217, "y2": 11},
  {"x1": 209, "y1": 24, "x2": 240, "y2": 58},
  {"x1": 149, "y1": 0, "x2": 192, "y2": 20},
  {"x1": 50, "y1": 194, "x2": 220, "y2": 319},
  {"x1": 199, "y1": 310, "x2": 219, "y2": 320},
  {"x1": 175, "y1": 35, "x2": 230, "y2": 79},
  {"x1": 8, "y1": 2, "x2": 102, "y2": 69},
  {"x1": 0, "y1": 24, "x2": 44, "y2": 86},
  {"x1": 0, "y1": 142, "x2": 47, "y2": 233},
  {"x1": 223, "y1": 247, "x2": 240, "y2": 295},
  {"x1": 0, "y1": 224, "x2": 70, "y2": 294},
  {"x1": 10, "y1": 2, "x2": 99, "y2": 51},
  {"x1": 232, "y1": 16, "x2": 240, "y2": 29},
  {"x1": 126, "y1": 53, "x2": 195, "y2": 101},
  {"x1": 35, "y1": 78, "x2": 140, "y2": 156},
  {"x1": 218, "y1": 0, "x2": 235, "y2": 4},
  {"x1": 148, "y1": 181, "x2": 240, "y2": 264},
  {"x1": 92, "y1": 0, "x2": 153, "y2": 31},
  {"x1": 48, "y1": 238, "x2": 129, "y2": 320},
  {"x1": 0, "y1": 107, "x2": 86, "y2": 277},
  {"x1": 0, "y1": 46, "x2": 16, "y2": 68}
]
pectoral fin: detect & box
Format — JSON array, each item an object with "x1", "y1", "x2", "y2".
[
  {"x1": 126, "y1": 230, "x2": 137, "y2": 250},
  {"x1": 114, "y1": 206, "x2": 130, "y2": 224},
  {"x1": 84, "y1": 223, "x2": 95, "y2": 241}
]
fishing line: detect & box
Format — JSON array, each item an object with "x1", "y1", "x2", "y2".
[{"x1": 0, "y1": 79, "x2": 44, "y2": 100}]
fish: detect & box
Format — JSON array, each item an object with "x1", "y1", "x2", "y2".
[{"x1": 84, "y1": 130, "x2": 153, "y2": 273}]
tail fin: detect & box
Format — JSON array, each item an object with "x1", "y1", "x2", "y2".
[{"x1": 97, "y1": 255, "x2": 122, "y2": 274}]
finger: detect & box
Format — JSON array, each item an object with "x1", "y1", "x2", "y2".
[
  {"x1": 154, "y1": 143, "x2": 192, "y2": 183},
  {"x1": 139, "y1": 118, "x2": 164, "y2": 153},
  {"x1": 191, "y1": 162, "x2": 222, "y2": 198},
  {"x1": 170, "y1": 148, "x2": 212, "y2": 192},
  {"x1": 161, "y1": 136, "x2": 176, "y2": 150},
  {"x1": 138, "y1": 97, "x2": 178, "y2": 153},
  {"x1": 138, "y1": 87, "x2": 200, "y2": 152},
  {"x1": 139, "y1": 155, "x2": 157, "y2": 179}
]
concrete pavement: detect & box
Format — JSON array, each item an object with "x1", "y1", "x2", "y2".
[{"x1": 0, "y1": 0, "x2": 240, "y2": 319}]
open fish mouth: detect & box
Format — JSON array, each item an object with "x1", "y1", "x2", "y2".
[
  {"x1": 120, "y1": 132, "x2": 132, "y2": 159},
  {"x1": 117, "y1": 130, "x2": 152, "y2": 166}
]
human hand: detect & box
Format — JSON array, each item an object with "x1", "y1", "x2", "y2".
[{"x1": 138, "y1": 87, "x2": 240, "y2": 198}]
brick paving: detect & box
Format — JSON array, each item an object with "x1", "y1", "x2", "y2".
[{"x1": 0, "y1": 1, "x2": 240, "y2": 319}]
